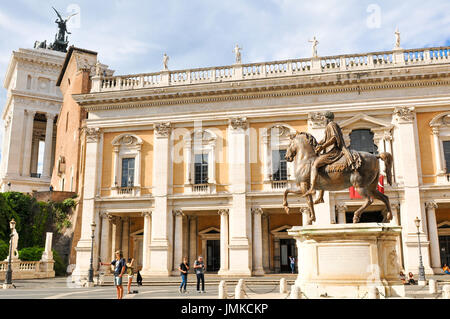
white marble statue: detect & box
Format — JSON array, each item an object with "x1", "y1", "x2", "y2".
[
  {"x1": 309, "y1": 36, "x2": 319, "y2": 57},
  {"x1": 163, "y1": 53, "x2": 169, "y2": 71},
  {"x1": 6, "y1": 219, "x2": 19, "y2": 261},
  {"x1": 394, "y1": 27, "x2": 401, "y2": 49},
  {"x1": 233, "y1": 44, "x2": 242, "y2": 64}
]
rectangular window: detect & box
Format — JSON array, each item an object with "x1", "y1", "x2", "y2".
[
  {"x1": 272, "y1": 149, "x2": 287, "y2": 181},
  {"x1": 444, "y1": 141, "x2": 450, "y2": 172},
  {"x1": 121, "y1": 158, "x2": 135, "y2": 187},
  {"x1": 194, "y1": 154, "x2": 208, "y2": 184}
]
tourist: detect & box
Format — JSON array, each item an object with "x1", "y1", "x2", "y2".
[
  {"x1": 136, "y1": 270, "x2": 143, "y2": 286},
  {"x1": 194, "y1": 256, "x2": 206, "y2": 293},
  {"x1": 178, "y1": 256, "x2": 189, "y2": 293},
  {"x1": 100, "y1": 250, "x2": 126, "y2": 299},
  {"x1": 408, "y1": 272, "x2": 416, "y2": 285},
  {"x1": 289, "y1": 256, "x2": 296, "y2": 274},
  {"x1": 126, "y1": 258, "x2": 135, "y2": 294},
  {"x1": 399, "y1": 271, "x2": 407, "y2": 284},
  {"x1": 443, "y1": 264, "x2": 450, "y2": 275}
]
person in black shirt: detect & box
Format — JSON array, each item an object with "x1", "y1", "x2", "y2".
[
  {"x1": 100, "y1": 250, "x2": 126, "y2": 299},
  {"x1": 178, "y1": 257, "x2": 189, "y2": 293},
  {"x1": 194, "y1": 256, "x2": 206, "y2": 293}
]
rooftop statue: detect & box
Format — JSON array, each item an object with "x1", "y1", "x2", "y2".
[
  {"x1": 233, "y1": 44, "x2": 242, "y2": 64},
  {"x1": 163, "y1": 53, "x2": 169, "y2": 71},
  {"x1": 34, "y1": 7, "x2": 78, "y2": 52},
  {"x1": 309, "y1": 36, "x2": 319, "y2": 58},
  {"x1": 394, "y1": 27, "x2": 401, "y2": 49}
]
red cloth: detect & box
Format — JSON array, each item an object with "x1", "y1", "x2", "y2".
[{"x1": 349, "y1": 175, "x2": 384, "y2": 199}]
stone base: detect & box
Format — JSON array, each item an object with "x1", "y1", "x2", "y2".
[
  {"x1": 2, "y1": 284, "x2": 14, "y2": 289},
  {"x1": 288, "y1": 223, "x2": 406, "y2": 299}
]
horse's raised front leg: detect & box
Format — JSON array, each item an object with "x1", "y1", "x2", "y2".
[{"x1": 283, "y1": 188, "x2": 304, "y2": 214}]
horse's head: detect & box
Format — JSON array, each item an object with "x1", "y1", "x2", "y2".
[{"x1": 285, "y1": 132, "x2": 318, "y2": 162}]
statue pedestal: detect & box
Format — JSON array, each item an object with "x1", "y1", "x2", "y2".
[{"x1": 288, "y1": 224, "x2": 405, "y2": 299}]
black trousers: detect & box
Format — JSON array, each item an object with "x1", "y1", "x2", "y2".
[{"x1": 196, "y1": 273, "x2": 205, "y2": 291}]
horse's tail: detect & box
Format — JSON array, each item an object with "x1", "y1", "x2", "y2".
[{"x1": 377, "y1": 152, "x2": 393, "y2": 186}]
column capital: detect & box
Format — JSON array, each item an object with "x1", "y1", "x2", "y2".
[
  {"x1": 391, "y1": 202, "x2": 400, "y2": 210},
  {"x1": 425, "y1": 201, "x2": 438, "y2": 210},
  {"x1": 431, "y1": 126, "x2": 440, "y2": 136},
  {"x1": 228, "y1": 117, "x2": 248, "y2": 130},
  {"x1": 45, "y1": 113, "x2": 56, "y2": 121},
  {"x1": 393, "y1": 106, "x2": 415, "y2": 123},
  {"x1": 99, "y1": 211, "x2": 109, "y2": 219},
  {"x1": 173, "y1": 209, "x2": 184, "y2": 217},
  {"x1": 335, "y1": 203, "x2": 348, "y2": 214},
  {"x1": 218, "y1": 209, "x2": 229, "y2": 216},
  {"x1": 85, "y1": 127, "x2": 101, "y2": 143},
  {"x1": 154, "y1": 122, "x2": 172, "y2": 138},
  {"x1": 308, "y1": 112, "x2": 327, "y2": 129},
  {"x1": 26, "y1": 110, "x2": 37, "y2": 117},
  {"x1": 141, "y1": 211, "x2": 152, "y2": 218},
  {"x1": 251, "y1": 207, "x2": 263, "y2": 216}
]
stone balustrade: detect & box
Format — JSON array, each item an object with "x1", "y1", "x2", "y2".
[
  {"x1": 0, "y1": 260, "x2": 54, "y2": 280},
  {"x1": 91, "y1": 46, "x2": 450, "y2": 93}
]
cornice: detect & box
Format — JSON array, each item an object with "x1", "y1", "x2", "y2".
[{"x1": 77, "y1": 75, "x2": 450, "y2": 112}]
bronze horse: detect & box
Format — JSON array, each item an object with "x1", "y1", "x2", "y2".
[{"x1": 282, "y1": 132, "x2": 393, "y2": 224}]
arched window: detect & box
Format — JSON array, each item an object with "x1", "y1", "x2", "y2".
[{"x1": 350, "y1": 129, "x2": 378, "y2": 154}]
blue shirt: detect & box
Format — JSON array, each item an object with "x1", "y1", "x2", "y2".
[{"x1": 111, "y1": 258, "x2": 126, "y2": 276}]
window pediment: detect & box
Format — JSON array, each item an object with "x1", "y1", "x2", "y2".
[
  {"x1": 112, "y1": 133, "x2": 143, "y2": 147},
  {"x1": 339, "y1": 113, "x2": 393, "y2": 131}
]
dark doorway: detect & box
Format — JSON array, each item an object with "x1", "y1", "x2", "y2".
[
  {"x1": 439, "y1": 235, "x2": 450, "y2": 267},
  {"x1": 280, "y1": 239, "x2": 297, "y2": 273},
  {"x1": 346, "y1": 211, "x2": 384, "y2": 223},
  {"x1": 206, "y1": 240, "x2": 220, "y2": 272}
]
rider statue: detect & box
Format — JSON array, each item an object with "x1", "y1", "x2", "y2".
[{"x1": 304, "y1": 111, "x2": 356, "y2": 197}]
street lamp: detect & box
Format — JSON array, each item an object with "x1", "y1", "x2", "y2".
[
  {"x1": 3, "y1": 219, "x2": 15, "y2": 289},
  {"x1": 414, "y1": 217, "x2": 426, "y2": 286},
  {"x1": 88, "y1": 221, "x2": 96, "y2": 286}
]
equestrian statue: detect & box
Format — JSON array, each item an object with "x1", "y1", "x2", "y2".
[{"x1": 282, "y1": 111, "x2": 393, "y2": 224}]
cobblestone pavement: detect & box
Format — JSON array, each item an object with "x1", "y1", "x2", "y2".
[{"x1": 0, "y1": 274, "x2": 448, "y2": 299}]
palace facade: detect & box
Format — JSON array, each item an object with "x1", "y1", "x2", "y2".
[{"x1": 50, "y1": 43, "x2": 450, "y2": 279}]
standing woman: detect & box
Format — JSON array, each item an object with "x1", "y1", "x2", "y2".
[
  {"x1": 126, "y1": 258, "x2": 135, "y2": 294},
  {"x1": 178, "y1": 257, "x2": 189, "y2": 293}
]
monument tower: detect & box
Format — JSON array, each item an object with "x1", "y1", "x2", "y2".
[{"x1": 0, "y1": 8, "x2": 75, "y2": 192}]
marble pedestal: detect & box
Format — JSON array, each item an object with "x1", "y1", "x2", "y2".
[{"x1": 288, "y1": 224, "x2": 405, "y2": 299}]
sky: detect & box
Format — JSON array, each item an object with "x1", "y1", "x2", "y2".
[{"x1": 0, "y1": 0, "x2": 450, "y2": 169}]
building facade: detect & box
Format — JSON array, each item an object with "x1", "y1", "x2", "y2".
[
  {"x1": 0, "y1": 48, "x2": 65, "y2": 193},
  {"x1": 67, "y1": 44, "x2": 450, "y2": 280}
]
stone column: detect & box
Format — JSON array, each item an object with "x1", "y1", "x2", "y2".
[
  {"x1": 99, "y1": 212, "x2": 111, "y2": 268},
  {"x1": 110, "y1": 216, "x2": 121, "y2": 260},
  {"x1": 173, "y1": 209, "x2": 184, "y2": 273},
  {"x1": 261, "y1": 213, "x2": 270, "y2": 272},
  {"x1": 42, "y1": 113, "x2": 55, "y2": 179},
  {"x1": 218, "y1": 209, "x2": 229, "y2": 275},
  {"x1": 426, "y1": 201, "x2": 442, "y2": 272},
  {"x1": 6, "y1": 108, "x2": 25, "y2": 176},
  {"x1": 227, "y1": 117, "x2": 252, "y2": 276},
  {"x1": 140, "y1": 211, "x2": 152, "y2": 275},
  {"x1": 149, "y1": 123, "x2": 173, "y2": 275},
  {"x1": 393, "y1": 107, "x2": 433, "y2": 274},
  {"x1": 21, "y1": 110, "x2": 36, "y2": 176},
  {"x1": 301, "y1": 207, "x2": 311, "y2": 226},
  {"x1": 72, "y1": 128, "x2": 101, "y2": 281},
  {"x1": 30, "y1": 136, "x2": 39, "y2": 175},
  {"x1": 336, "y1": 204, "x2": 347, "y2": 224},
  {"x1": 189, "y1": 216, "x2": 197, "y2": 265},
  {"x1": 252, "y1": 207, "x2": 264, "y2": 276},
  {"x1": 121, "y1": 217, "x2": 130, "y2": 260},
  {"x1": 431, "y1": 127, "x2": 445, "y2": 175}
]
